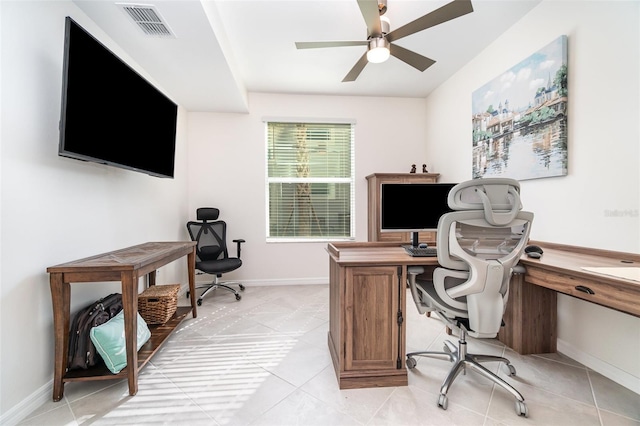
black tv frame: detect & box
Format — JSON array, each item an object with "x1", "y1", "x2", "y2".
[{"x1": 58, "y1": 17, "x2": 178, "y2": 179}]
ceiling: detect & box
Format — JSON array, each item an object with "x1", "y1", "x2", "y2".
[{"x1": 73, "y1": 0, "x2": 541, "y2": 113}]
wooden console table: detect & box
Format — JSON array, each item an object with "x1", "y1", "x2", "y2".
[{"x1": 47, "y1": 241, "x2": 197, "y2": 401}]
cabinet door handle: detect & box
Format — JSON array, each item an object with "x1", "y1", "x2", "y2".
[{"x1": 575, "y1": 285, "x2": 595, "y2": 295}]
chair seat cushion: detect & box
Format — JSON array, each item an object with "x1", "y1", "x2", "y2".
[
  {"x1": 416, "y1": 279, "x2": 468, "y2": 319},
  {"x1": 197, "y1": 257, "x2": 242, "y2": 274}
]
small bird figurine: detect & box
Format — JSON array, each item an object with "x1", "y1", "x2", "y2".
[
  {"x1": 422, "y1": 164, "x2": 428, "y2": 173},
  {"x1": 410, "y1": 164, "x2": 417, "y2": 173}
]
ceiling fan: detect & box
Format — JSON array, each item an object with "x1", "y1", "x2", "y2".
[{"x1": 295, "y1": 0, "x2": 474, "y2": 82}]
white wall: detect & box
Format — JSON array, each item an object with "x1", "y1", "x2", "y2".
[
  {"x1": 3, "y1": 0, "x2": 639, "y2": 422},
  {"x1": 0, "y1": 1, "x2": 190, "y2": 421},
  {"x1": 187, "y1": 93, "x2": 429, "y2": 283},
  {"x1": 423, "y1": 0, "x2": 640, "y2": 391}
]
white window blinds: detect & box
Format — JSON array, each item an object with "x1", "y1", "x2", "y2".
[{"x1": 266, "y1": 121, "x2": 355, "y2": 241}]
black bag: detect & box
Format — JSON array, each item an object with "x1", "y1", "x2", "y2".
[{"x1": 67, "y1": 293, "x2": 123, "y2": 370}]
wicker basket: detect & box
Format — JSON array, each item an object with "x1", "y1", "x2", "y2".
[{"x1": 138, "y1": 284, "x2": 181, "y2": 325}]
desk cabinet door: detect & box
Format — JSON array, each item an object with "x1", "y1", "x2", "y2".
[{"x1": 344, "y1": 266, "x2": 401, "y2": 371}]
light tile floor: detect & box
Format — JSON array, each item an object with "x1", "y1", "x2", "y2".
[{"x1": 19, "y1": 284, "x2": 640, "y2": 425}]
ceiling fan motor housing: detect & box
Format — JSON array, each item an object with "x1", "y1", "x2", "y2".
[{"x1": 368, "y1": 37, "x2": 389, "y2": 51}]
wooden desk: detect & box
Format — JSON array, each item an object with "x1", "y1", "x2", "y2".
[
  {"x1": 499, "y1": 241, "x2": 640, "y2": 354},
  {"x1": 327, "y1": 242, "x2": 438, "y2": 389},
  {"x1": 328, "y1": 240, "x2": 640, "y2": 389},
  {"x1": 47, "y1": 241, "x2": 197, "y2": 401}
]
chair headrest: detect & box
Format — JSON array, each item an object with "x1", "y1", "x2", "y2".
[
  {"x1": 447, "y1": 178, "x2": 522, "y2": 226},
  {"x1": 196, "y1": 208, "x2": 220, "y2": 222}
]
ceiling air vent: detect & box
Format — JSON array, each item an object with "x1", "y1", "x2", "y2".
[{"x1": 118, "y1": 4, "x2": 175, "y2": 37}]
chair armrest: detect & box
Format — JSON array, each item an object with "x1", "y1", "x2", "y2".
[
  {"x1": 407, "y1": 266, "x2": 434, "y2": 315},
  {"x1": 512, "y1": 264, "x2": 526, "y2": 274},
  {"x1": 232, "y1": 239, "x2": 245, "y2": 258},
  {"x1": 408, "y1": 266, "x2": 425, "y2": 276}
]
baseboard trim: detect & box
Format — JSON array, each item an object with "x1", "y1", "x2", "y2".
[
  {"x1": 194, "y1": 277, "x2": 329, "y2": 287},
  {"x1": 557, "y1": 339, "x2": 640, "y2": 395},
  {"x1": 0, "y1": 379, "x2": 53, "y2": 426}
]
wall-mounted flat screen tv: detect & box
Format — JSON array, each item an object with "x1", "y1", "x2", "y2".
[{"x1": 59, "y1": 17, "x2": 178, "y2": 178}]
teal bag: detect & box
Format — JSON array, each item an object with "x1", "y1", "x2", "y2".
[{"x1": 89, "y1": 310, "x2": 151, "y2": 374}]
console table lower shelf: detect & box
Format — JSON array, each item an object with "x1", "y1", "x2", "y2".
[{"x1": 62, "y1": 307, "x2": 191, "y2": 383}]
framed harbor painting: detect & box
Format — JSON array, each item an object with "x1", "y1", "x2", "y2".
[{"x1": 472, "y1": 35, "x2": 568, "y2": 180}]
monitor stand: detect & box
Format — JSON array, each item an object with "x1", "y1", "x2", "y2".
[{"x1": 411, "y1": 232, "x2": 420, "y2": 248}]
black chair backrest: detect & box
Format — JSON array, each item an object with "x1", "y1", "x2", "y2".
[{"x1": 187, "y1": 212, "x2": 229, "y2": 262}]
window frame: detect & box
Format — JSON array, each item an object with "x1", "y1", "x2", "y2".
[{"x1": 264, "y1": 119, "x2": 356, "y2": 243}]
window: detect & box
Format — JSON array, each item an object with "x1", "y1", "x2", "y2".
[{"x1": 266, "y1": 121, "x2": 355, "y2": 241}]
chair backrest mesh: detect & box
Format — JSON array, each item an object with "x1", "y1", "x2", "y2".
[{"x1": 186, "y1": 220, "x2": 228, "y2": 262}]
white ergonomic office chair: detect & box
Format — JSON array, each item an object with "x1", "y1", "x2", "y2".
[{"x1": 406, "y1": 178, "x2": 534, "y2": 417}]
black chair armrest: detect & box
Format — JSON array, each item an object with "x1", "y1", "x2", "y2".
[{"x1": 232, "y1": 239, "x2": 246, "y2": 258}]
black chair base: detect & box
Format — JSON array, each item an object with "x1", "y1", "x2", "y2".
[{"x1": 187, "y1": 275, "x2": 245, "y2": 305}]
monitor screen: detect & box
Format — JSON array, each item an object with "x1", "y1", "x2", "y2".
[
  {"x1": 58, "y1": 17, "x2": 178, "y2": 178},
  {"x1": 380, "y1": 183, "x2": 457, "y2": 232}
]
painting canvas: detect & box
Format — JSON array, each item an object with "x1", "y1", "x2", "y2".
[{"x1": 472, "y1": 35, "x2": 568, "y2": 180}]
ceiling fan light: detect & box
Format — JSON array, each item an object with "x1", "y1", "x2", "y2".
[
  {"x1": 367, "y1": 37, "x2": 390, "y2": 63},
  {"x1": 367, "y1": 47, "x2": 390, "y2": 63}
]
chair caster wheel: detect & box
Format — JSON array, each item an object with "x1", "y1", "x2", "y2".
[
  {"x1": 406, "y1": 356, "x2": 417, "y2": 369},
  {"x1": 505, "y1": 363, "x2": 517, "y2": 376},
  {"x1": 235, "y1": 294, "x2": 242, "y2": 301},
  {"x1": 515, "y1": 400, "x2": 528, "y2": 417},
  {"x1": 437, "y1": 394, "x2": 448, "y2": 410},
  {"x1": 239, "y1": 284, "x2": 245, "y2": 291},
  {"x1": 197, "y1": 299, "x2": 202, "y2": 306}
]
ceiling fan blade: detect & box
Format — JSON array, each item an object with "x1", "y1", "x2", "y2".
[
  {"x1": 342, "y1": 52, "x2": 369, "y2": 82},
  {"x1": 389, "y1": 44, "x2": 435, "y2": 72},
  {"x1": 357, "y1": 0, "x2": 382, "y2": 37},
  {"x1": 296, "y1": 41, "x2": 368, "y2": 49},
  {"x1": 386, "y1": 0, "x2": 474, "y2": 43}
]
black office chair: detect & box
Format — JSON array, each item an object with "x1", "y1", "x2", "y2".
[{"x1": 186, "y1": 208, "x2": 245, "y2": 305}]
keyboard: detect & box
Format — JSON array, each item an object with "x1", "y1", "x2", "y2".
[{"x1": 402, "y1": 245, "x2": 438, "y2": 257}]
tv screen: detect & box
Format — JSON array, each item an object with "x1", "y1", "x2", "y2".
[
  {"x1": 59, "y1": 17, "x2": 178, "y2": 178},
  {"x1": 381, "y1": 183, "x2": 457, "y2": 232}
]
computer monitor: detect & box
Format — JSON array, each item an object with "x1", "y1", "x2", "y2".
[{"x1": 380, "y1": 183, "x2": 457, "y2": 246}]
